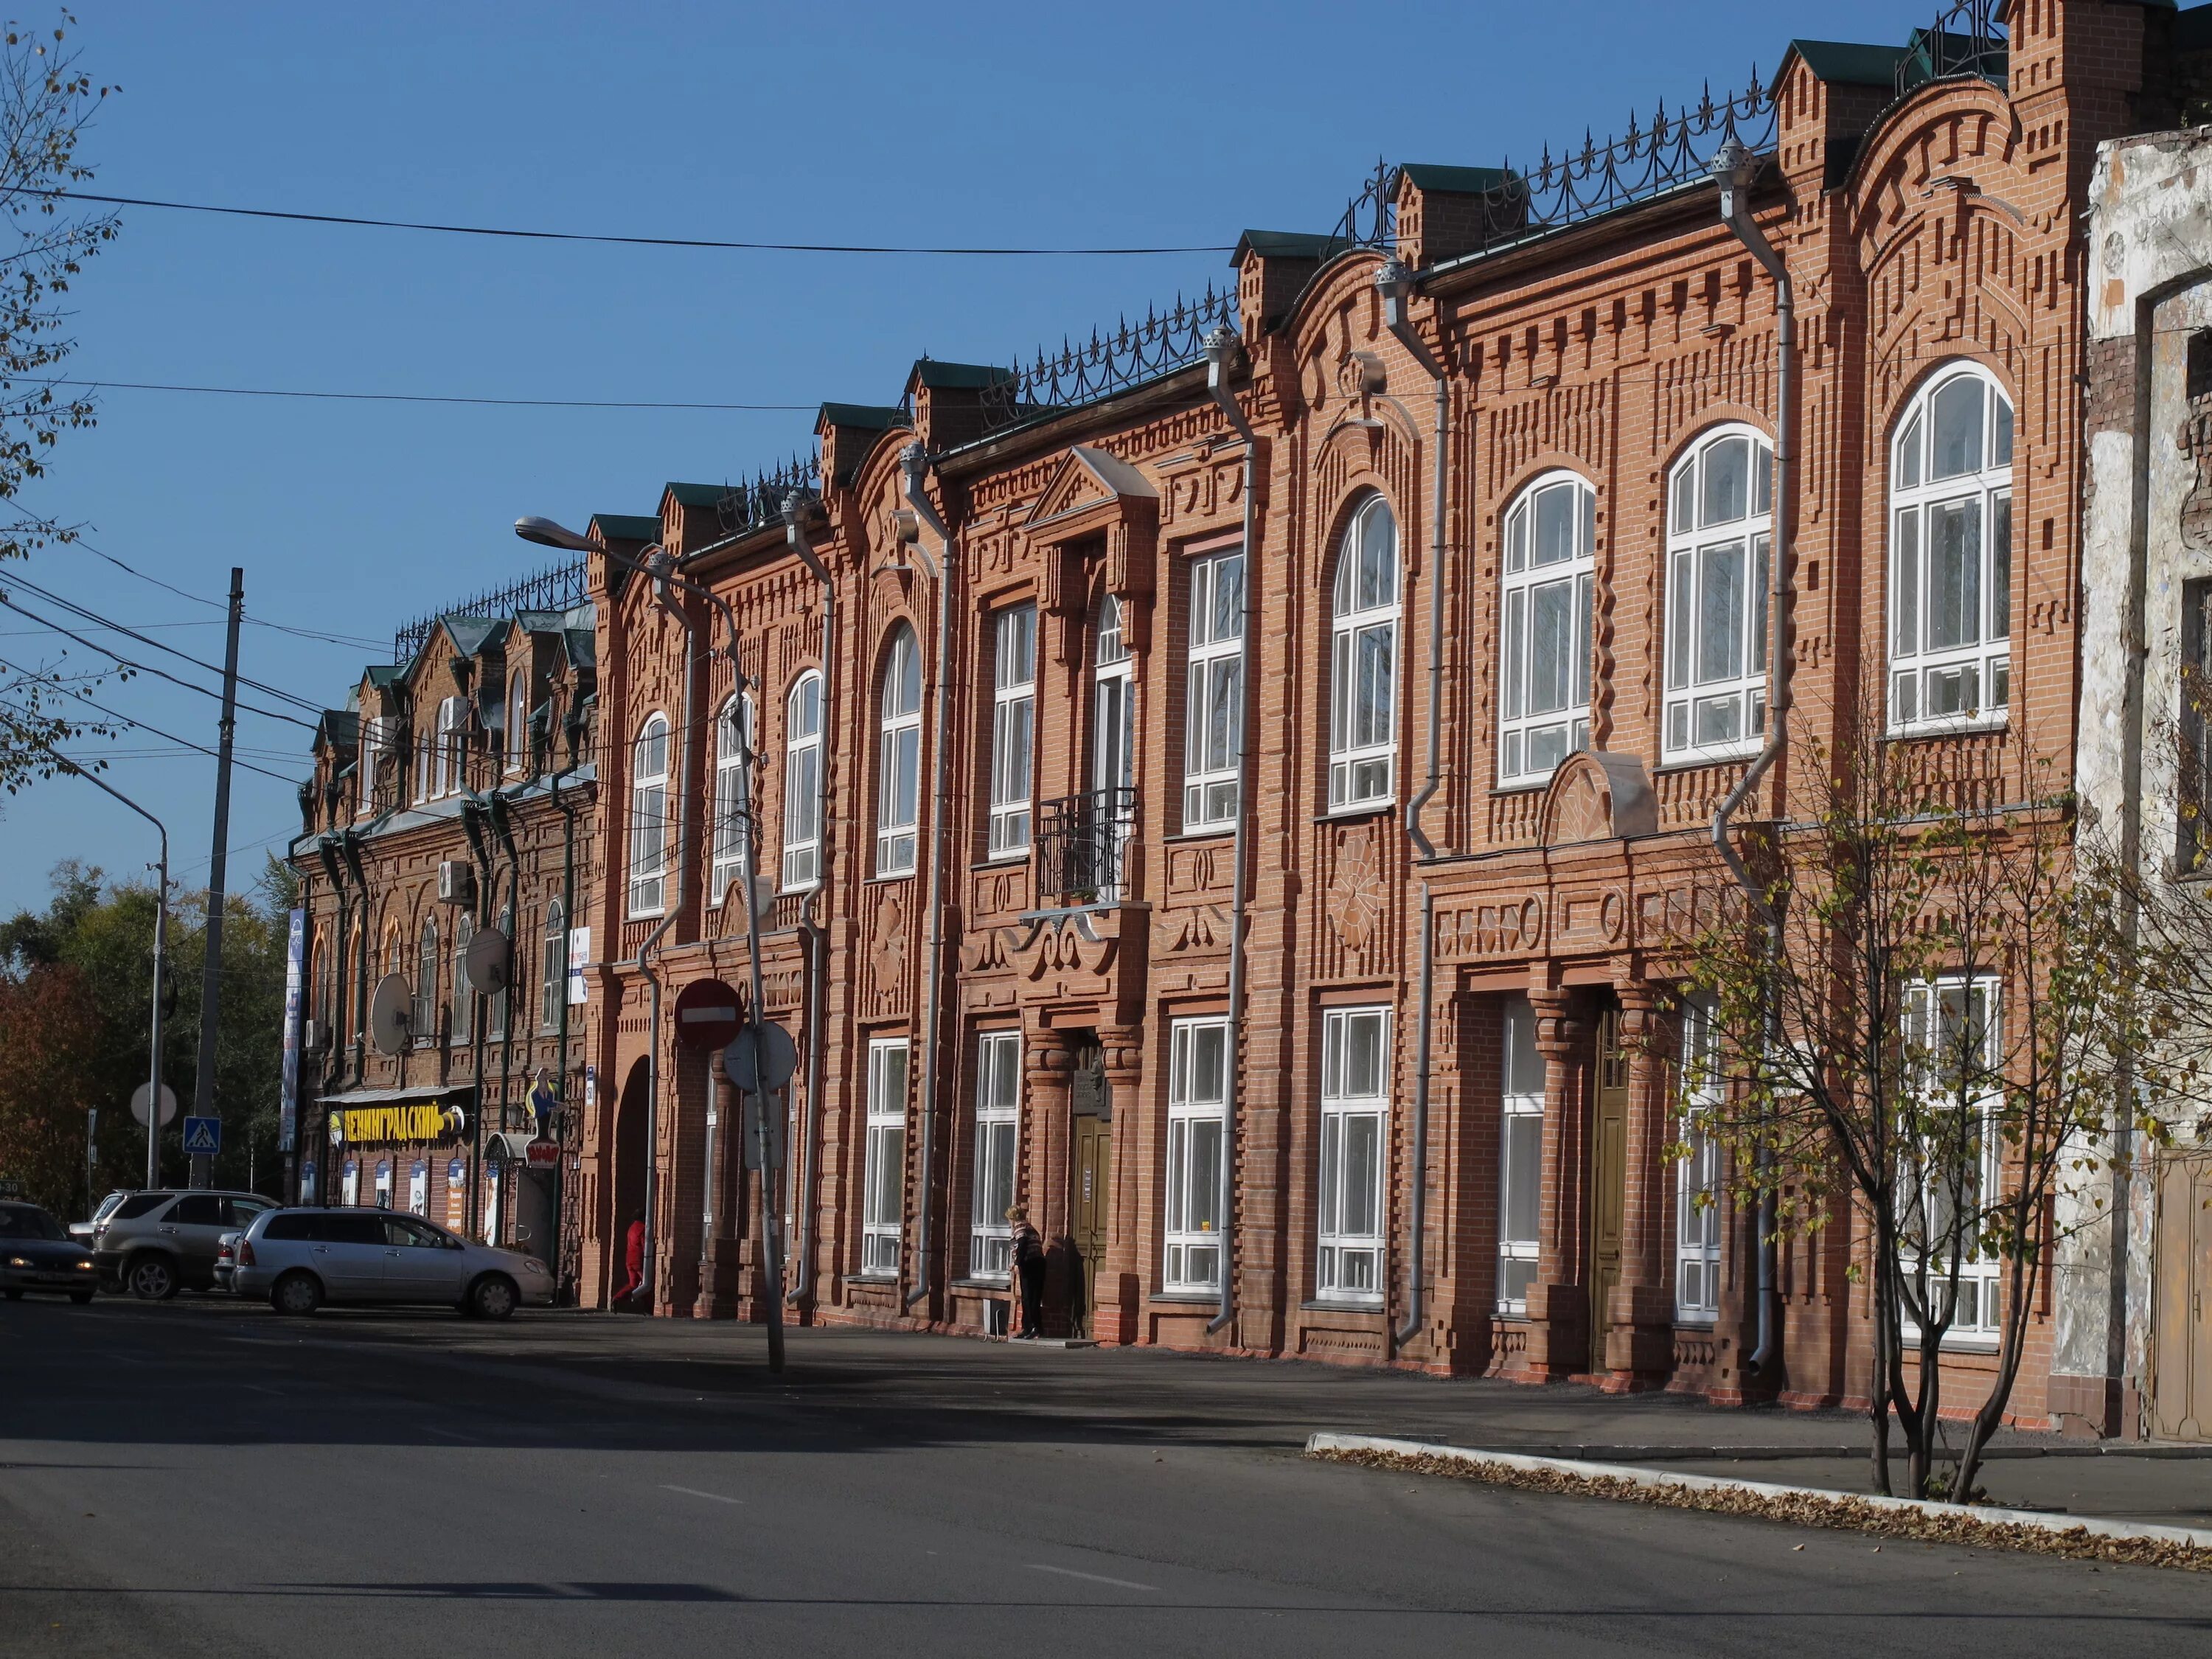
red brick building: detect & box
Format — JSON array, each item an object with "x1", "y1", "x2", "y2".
[{"x1": 306, "y1": 1, "x2": 2212, "y2": 1427}]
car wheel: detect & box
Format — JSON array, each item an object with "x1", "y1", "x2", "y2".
[
  {"x1": 271, "y1": 1271, "x2": 322, "y2": 1317},
  {"x1": 468, "y1": 1274, "x2": 518, "y2": 1321},
  {"x1": 68, "y1": 1290, "x2": 94, "y2": 1305},
  {"x1": 127, "y1": 1255, "x2": 178, "y2": 1301}
]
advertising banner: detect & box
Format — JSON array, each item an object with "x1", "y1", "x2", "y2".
[{"x1": 279, "y1": 905, "x2": 305, "y2": 1152}]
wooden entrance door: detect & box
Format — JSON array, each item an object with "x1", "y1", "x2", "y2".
[
  {"x1": 1072, "y1": 1113, "x2": 1112, "y2": 1338},
  {"x1": 2152, "y1": 1150, "x2": 2212, "y2": 1441},
  {"x1": 1589, "y1": 1008, "x2": 1631, "y2": 1370}
]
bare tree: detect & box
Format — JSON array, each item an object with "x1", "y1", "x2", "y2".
[
  {"x1": 1672, "y1": 686, "x2": 2177, "y2": 1500},
  {"x1": 0, "y1": 10, "x2": 116, "y2": 799}
]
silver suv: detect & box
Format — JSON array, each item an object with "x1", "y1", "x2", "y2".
[
  {"x1": 232, "y1": 1206, "x2": 554, "y2": 1318},
  {"x1": 92, "y1": 1189, "x2": 282, "y2": 1300}
]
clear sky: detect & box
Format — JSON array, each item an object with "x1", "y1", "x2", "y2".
[{"x1": 1, "y1": 0, "x2": 1941, "y2": 917}]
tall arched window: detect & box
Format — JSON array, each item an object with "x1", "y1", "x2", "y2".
[
  {"x1": 451, "y1": 912, "x2": 474, "y2": 1046},
  {"x1": 1889, "y1": 364, "x2": 2014, "y2": 730},
  {"x1": 1091, "y1": 597, "x2": 1135, "y2": 900},
  {"x1": 414, "y1": 917, "x2": 439, "y2": 1044},
  {"x1": 712, "y1": 693, "x2": 753, "y2": 903},
  {"x1": 1498, "y1": 471, "x2": 1596, "y2": 787},
  {"x1": 627, "y1": 713, "x2": 669, "y2": 917},
  {"x1": 506, "y1": 668, "x2": 529, "y2": 772},
  {"x1": 1329, "y1": 494, "x2": 1399, "y2": 809},
  {"x1": 487, "y1": 904, "x2": 511, "y2": 1043},
  {"x1": 782, "y1": 671, "x2": 824, "y2": 891},
  {"x1": 1663, "y1": 426, "x2": 1773, "y2": 763},
  {"x1": 876, "y1": 625, "x2": 923, "y2": 877},
  {"x1": 540, "y1": 897, "x2": 566, "y2": 1033}
]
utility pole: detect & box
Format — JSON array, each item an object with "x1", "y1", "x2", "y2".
[{"x1": 190, "y1": 566, "x2": 243, "y2": 1190}]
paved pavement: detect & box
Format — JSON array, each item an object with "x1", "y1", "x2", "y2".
[{"x1": 3, "y1": 1295, "x2": 2206, "y2": 1658}]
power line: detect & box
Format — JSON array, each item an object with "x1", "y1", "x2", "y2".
[
  {"x1": 49, "y1": 378, "x2": 817, "y2": 411},
  {"x1": 1, "y1": 656, "x2": 302, "y2": 785},
  {"x1": 41, "y1": 187, "x2": 1234, "y2": 257},
  {"x1": 69, "y1": 538, "x2": 385, "y2": 650},
  {"x1": 0, "y1": 592, "x2": 320, "y2": 731}
]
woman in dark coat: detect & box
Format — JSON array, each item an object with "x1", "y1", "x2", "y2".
[{"x1": 1008, "y1": 1206, "x2": 1046, "y2": 1338}]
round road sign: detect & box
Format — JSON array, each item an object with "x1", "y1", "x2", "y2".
[
  {"x1": 673, "y1": 978, "x2": 743, "y2": 1051},
  {"x1": 726, "y1": 1020, "x2": 798, "y2": 1094},
  {"x1": 130, "y1": 1082, "x2": 179, "y2": 1127}
]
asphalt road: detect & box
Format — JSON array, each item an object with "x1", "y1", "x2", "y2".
[{"x1": 2, "y1": 1297, "x2": 2204, "y2": 1658}]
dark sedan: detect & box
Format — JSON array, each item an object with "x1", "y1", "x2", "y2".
[{"x1": 1, "y1": 1200, "x2": 100, "y2": 1303}]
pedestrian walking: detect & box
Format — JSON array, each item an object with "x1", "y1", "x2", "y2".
[
  {"x1": 1009, "y1": 1206, "x2": 1046, "y2": 1339},
  {"x1": 613, "y1": 1211, "x2": 645, "y2": 1307}
]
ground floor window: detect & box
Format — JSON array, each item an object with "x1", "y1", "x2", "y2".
[
  {"x1": 1164, "y1": 1016, "x2": 1228, "y2": 1292},
  {"x1": 1498, "y1": 995, "x2": 1544, "y2": 1314},
  {"x1": 969, "y1": 1031, "x2": 1020, "y2": 1280},
  {"x1": 862, "y1": 1038, "x2": 909, "y2": 1276},
  {"x1": 1900, "y1": 975, "x2": 2005, "y2": 1343},
  {"x1": 1676, "y1": 997, "x2": 1722, "y2": 1323},
  {"x1": 1317, "y1": 1006, "x2": 1389, "y2": 1301}
]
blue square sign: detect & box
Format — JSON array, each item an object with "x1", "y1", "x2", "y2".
[{"x1": 182, "y1": 1116, "x2": 221, "y2": 1156}]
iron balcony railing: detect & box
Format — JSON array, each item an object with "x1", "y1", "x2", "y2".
[{"x1": 1035, "y1": 787, "x2": 1137, "y2": 908}]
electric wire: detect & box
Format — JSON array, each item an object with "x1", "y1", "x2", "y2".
[
  {"x1": 0, "y1": 653, "x2": 302, "y2": 784},
  {"x1": 0, "y1": 594, "x2": 320, "y2": 730},
  {"x1": 44, "y1": 377, "x2": 817, "y2": 411},
  {"x1": 68, "y1": 538, "x2": 385, "y2": 650}
]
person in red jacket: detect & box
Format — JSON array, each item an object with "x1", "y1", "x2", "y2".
[{"x1": 612, "y1": 1213, "x2": 645, "y2": 1307}]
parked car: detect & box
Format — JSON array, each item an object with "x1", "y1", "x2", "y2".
[
  {"x1": 212, "y1": 1229, "x2": 242, "y2": 1293},
  {"x1": 69, "y1": 1189, "x2": 131, "y2": 1246},
  {"x1": 231, "y1": 1206, "x2": 554, "y2": 1318},
  {"x1": 1, "y1": 1201, "x2": 100, "y2": 1303},
  {"x1": 92, "y1": 1189, "x2": 282, "y2": 1300}
]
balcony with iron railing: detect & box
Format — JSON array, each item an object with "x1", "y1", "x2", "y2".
[{"x1": 1034, "y1": 787, "x2": 1137, "y2": 910}]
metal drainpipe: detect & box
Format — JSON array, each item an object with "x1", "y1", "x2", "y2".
[
  {"x1": 341, "y1": 830, "x2": 369, "y2": 1094},
  {"x1": 782, "y1": 491, "x2": 836, "y2": 1308},
  {"x1": 900, "y1": 443, "x2": 957, "y2": 1315},
  {"x1": 1380, "y1": 260, "x2": 1451, "y2": 1353},
  {"x1": 1711, "y1": 138, "x2": 1793, "y2": 1379},
  {"x1": 1203, "y1": 326, "x2": 1259, "y2": 1340},
  {"x1": 550, "y1": 706, "x2": 586, "y2": 1299},
  {"x1": 313, "y1": 835, "x2": 349, "y2": 1198},
  {"x1": 459, "y1": 792, "x2": 495, "y2": 1236}
]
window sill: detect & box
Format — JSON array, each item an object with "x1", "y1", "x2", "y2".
[
  {"x1": 1164, "y1": 827, "x2": 1235, "y2": 845},
  {"x1": 625, "y1": 909, "x2": 666, "y2": 924},
  {"x1": 1887, "y1": 717, "x2": 2008, "y2": 742},
  {"x1": 1301, "y1": 1297, "x2": 1385, "y2": 1314},
  {"x1": 1314, "y1": 802, "x2": 1395, "y2": 826},
  {"x1": 972, "y1": 853, "x2": 1031, "y2": 870},
  {"x1": 842, "y1": 1272, "x2": 900, "y2": 1287},
  {"x1": 1673, "y1": 1314, "x2": 1719, "y2": 1329},
  {"x1": 1656, "y1": 747, "x2": 1761, "y2": 773},
  {"x1": 867, "y1": 870, "x2": 917, "y2": 886},
  {"x1": 1489, "y1": 779, "x2": 1551, "y2": 797},
  {"x1": 1149, "y1": 1291, "x2": 1222, "y2": 1307},
  {"x1": 949, "y1": 1276, "x2": 1010, "y2": 1292}
]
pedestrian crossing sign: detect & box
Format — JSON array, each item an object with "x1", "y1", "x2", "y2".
[{"x1": 182, "y1": 1116, "x2": 222, "y2": 1155}]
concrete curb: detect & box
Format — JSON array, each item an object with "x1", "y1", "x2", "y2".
[
  {"x1": 1307, "y1": 1432, "x2": 2212, "y2": 1557},
  {"x1": 1424, "y1": 1440, "x2": 2212, "y2": 1461}
]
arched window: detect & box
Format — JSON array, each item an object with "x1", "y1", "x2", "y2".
[
  {"x1": 627, "y1": 712, "x2": 670, "y2": 917},
  {"x1": 414, "y1": 917, "x2": 439, "y2": 1044},
  {"x1": 487, "y1": 905, "x2": 511, "y2": 1043},
  {"x1": 712, "y1": 693, "x2": 753, "y2": 903},
  {"x1": 876, "y1": 626, "x2": 923, "y2": 877},
  {"x1": 1091, "y1": 597, "x2": 1135, "y2": 900},
  {"x1": 1663, "y1": 426, "x2": 1773, "y2": 762},
  {"x1": 1889, "y1": 364, "x2": 2014, "y2": 729},
  {"x1": 1498, "y1": 471, "x2": 1596, "y2": 787},
  {"x1": 451, "y1": 912, "x2": 474, "y2": 1046},
  {"x1": 540, "y1": 897, "x2": 566, "y2": 1034},
  {"x1": 1329, "y1": 494, "x2": 1399, "y2": 809},
  {"x1": 782, "y1": 671, "x2": 824, "y2": 891},
  {"x1": 506, "y1": 668, "x2": 529, "y2": 773}
]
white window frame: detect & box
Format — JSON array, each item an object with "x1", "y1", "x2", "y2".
[
  {"x1": 434, "y1": 694, "x2": 466, "y2": 799},
  {"x1": 711, "y1": 693, "x2": 753, "y2": 905},
  {"x1": 1329, "y1": 494, "x2": 1400, "y2": 810},
  {"x1": 877, "y1": 627, "x2": 922, "y2": 877},
  {"x1": 1498, "y1": 471, "x2": 1596, "y2": 788},
  {"x1": 1498, "y1": 994, "x2": 1545, "y2": 1314},
  {"x1": 539, "y1": 897, "x2": 565, "y2": 1034},
  {"x1": 988, "y1": 604, "x2": 1037, "y2": 858},
  {"x1": 1675, "y1": 995, "x2": 1723, "y2": 1324},
  {"x1": 359, "y1": 716, "x2": 389, "y2": 817},
  {"x1": 486, "y1": 905, "x2": 511, "y2": 1043},
  {"x1": 968, "y1": 1030, "x2": 1021, "y2": 1281},
  {"x1": 1091, "y1": 597, "x2": 1137, "y2": 901},
  {"x1": 1164, "y1": 1016, "x2": 1229, "y2": 1293},
  {"x1": 1316, "y1": 1005, "x2": 1390, "y2": 1303},
  {"x1": 782, "y1": 671, "x2": 824, "y2": 891},
  {"x1": 414, "y1": 917, "x2": 439, "y2": 1046},
  {"x1": 450, "y1": 912, "x2": 474, "y2": 1046},
  {"x1": 860, "y1": 1037, "x2": 909, "y2": 1276},
  {"x1": 627, "y1": 712, "x2": 669, "y2": 918},
  {"x1": 506, "y1": 668, "x2": 529, "y2": 773},
  {"x1": 1183, "y1": 547, "x2": 1245, "y2": 831},
  {"x1": 1888, "y1": 364, "x2": 2014, "y2": 734},
  {"x1": 1899, "y1": 974, "x2": 2006, "y2": 1346},
  {"x1": 1663, "y1": 425, "x2": 1773, "y2": 765}
]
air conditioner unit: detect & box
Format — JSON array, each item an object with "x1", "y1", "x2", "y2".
[
  {"x1": 301, "y1": 1018, "x2": 323, "y2": 1052},
  {"x1": 437, "y1": 860, "x2": 475, "y2": 905}
]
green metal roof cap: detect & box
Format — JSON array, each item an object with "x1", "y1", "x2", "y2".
[
  {"x1": 663, "y1": 481, "x2": 725, "y2": 509},
  {"x1": 906, "y1": 359, "x2": 1015, "y2": 392},
  {"x1": 817, "y1": 401, "x2": 911, "y2": 432},
  {"x1": 1781, "y1": 39, "x2": 1912, "y2": 88},
  {"x1": 1398, "y1": 163, "x2": 1514, "y2": 194},
  {"x1": 1230, "y1": 229, "x2": 1354, "y2": 265},
  {"x1": 589, "y1": 512, "x2": 660, "y2": 543}
]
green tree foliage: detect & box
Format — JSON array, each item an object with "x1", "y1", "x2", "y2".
[{"x1": 0, "y1": 857, "x2": 291, "y2": 1215}]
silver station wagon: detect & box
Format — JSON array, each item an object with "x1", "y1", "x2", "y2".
[{"x1": 231, "y1": 1206, "x2": 555, "y2": 1318}]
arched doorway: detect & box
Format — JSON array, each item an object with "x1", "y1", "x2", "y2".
[{"x1": 611, "y1": 1057, "x2": 650, "y2": 1310}]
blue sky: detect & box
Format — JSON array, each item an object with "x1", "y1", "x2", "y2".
[{"x1": 1, "y1": 0, "x2": 1940, "y2": 916}]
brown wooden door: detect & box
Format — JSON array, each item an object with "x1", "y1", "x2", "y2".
[
  {"x1": 1072, "y1": 1113, "x2": 1111, "y2": 1338},
  {"x1": 1590, "y1": 1009, "x2": 1630, "y2": 1370},
  {"x1": 2152, "y1": 1151, "x2": 2212, "y2": 1441}
]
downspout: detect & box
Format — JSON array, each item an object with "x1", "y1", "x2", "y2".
[
  {"x1": 900, "y1": 442, "x2": 956, "y2": 1314},
  {"x1": 1380, "y1": 259, "x2": 1451, "y2": 1352},
  {"x1": 782, "y1": 490, "x2": 835, "y2": 1308},
  {"x1": 312, "y1": 835, "x2": 349, "y2": 1200},
  {"x1": 1711, "y1": 138, "x2": 1792, "y2": 1379},
  {"x1": 550, "y1": 703, "x2": 587, "y2": 1300},
  {"x1": 1203, "y1": 326, "x2": 1259, "y2": 1339},
  {"x1": 339, "y1": 830, "x2": 370, "y2": 1093},
  {"x1": 459, "y1": 793, "x2": 495, "y2": 1235}
]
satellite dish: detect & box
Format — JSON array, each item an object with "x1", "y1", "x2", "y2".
[
  {"x1": 369, "y1": 973, "x2": 414, "y2": 1056},
  {"x1": 726, "y1": 1020, "x2": 798, "y2": 1094},
  {"x1": 465, "y1": 925, "x2": 512, "y2": 995},
  {"x1": 131, "y1": 1081, "x2": 179, "y2": 1127}
]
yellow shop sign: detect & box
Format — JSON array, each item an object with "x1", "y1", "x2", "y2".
[{"x1": 340, "y1": 1103, "x2": 454, "y2": 1145}]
